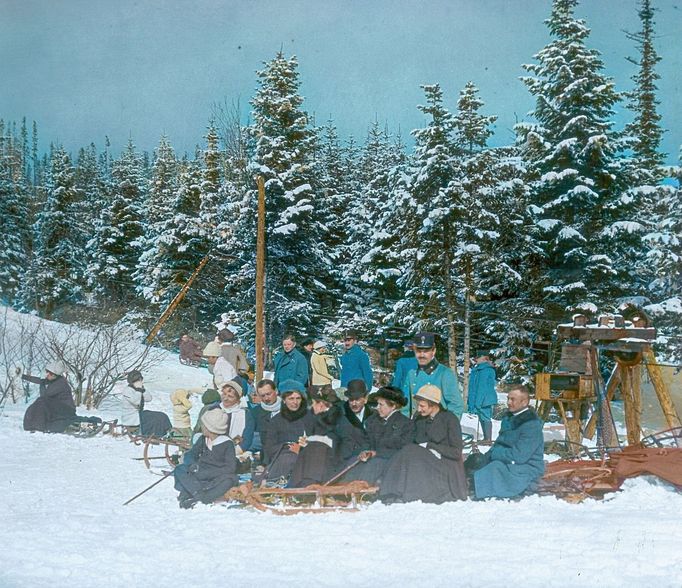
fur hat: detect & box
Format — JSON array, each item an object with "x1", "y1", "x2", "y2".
[
  {"x1": 45, "y1": 360, "x2": 66, "y2": 376},
  {"x1": 374, "y1": 385, "x2": 407, "y2": 407},
  {"x1": 414, "y1": 384, "x2": 442, "y2": 405},
  {"x1": 346, "y1": 379, "x2": 368, "y2": 399},
  {"x1": 311, "y1": 384, "x2": 339, "y2": 404},
  {"x1": 126, "y1": 370, "x2": 143, "y2": 385},
  {"x1": 222, "y1": 379, "x2": 243, "y2": 397},
  {"x1": 202, "y1": 341, "x2": 222, "y2": 357},
  {"x1": 301, "y1": 337, "x2": 315, "y2": 347},
  {"x1": 279, "y1": 379, "x2": 306, "y2": 395},
  {"x1": 201, "y1": 408, "x2": 228, "y2": 435},
  {"x1": 201, "y1": 388, "x2": 220, "y2": 405}
]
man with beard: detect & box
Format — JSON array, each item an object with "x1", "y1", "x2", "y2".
[{"x1": 336, "y1": 379, "x2": 374, "y2": 463}]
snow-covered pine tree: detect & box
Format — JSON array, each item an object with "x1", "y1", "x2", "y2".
[
  {"x1": 337, "y1": 121, "x2": 406, "y2": 340},
  {"x1": 517, "y1": 0, "x2": 631, "y2": 321},
  {"x1": 0, "y1": 129, "x2": 31, "y2": 303},
  {"x1": 235, "y1": 52, "x2": 327, "y2": 342},
  {"x1": 19, "y1": 147, "x2": 84, "y2": 317},
  {"x1": 87, "y1": 139, "x2": 146, "y2": 302}
]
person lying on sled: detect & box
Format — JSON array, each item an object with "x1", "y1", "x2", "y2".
[{"x1": 173, "y1": 408, "x2": 238, "y2": 509}]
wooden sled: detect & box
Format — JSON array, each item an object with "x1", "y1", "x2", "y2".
[
  {"x1": 141, "y1": 436, "x2": 190, "y2": 472},
  {"x1": 65, "y1": 417, "x2": 113, "y2": 438},
  {"x1": 223, "y1": 481, "x2": 379, "y2": 515}
]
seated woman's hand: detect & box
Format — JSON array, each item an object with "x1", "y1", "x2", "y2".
[{"x1": 359, "y1": 450, "x2": 376, "y2": 462}]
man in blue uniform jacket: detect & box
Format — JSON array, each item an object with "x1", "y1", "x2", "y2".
[
  {"x1": 340, "y1": 330, "x2": 373, "y2": 392},
  {"x1": 467, "y1": 350, "x2": 498, "y2": 441},
  {"x1": 402, "y1": 332, "x2": 463, "y2": 418}
]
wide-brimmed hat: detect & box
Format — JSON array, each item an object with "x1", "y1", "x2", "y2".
[
  {"x1": 414, "y1": 384, "x2": 442, "y2": 405},
  {"x1": 374, "y1": 386, "x2": 407, "y2": 407},
  {"x1": 201, "y1": 408, "x2": 228, "y2": 435}
]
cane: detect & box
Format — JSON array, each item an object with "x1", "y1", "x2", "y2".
[
  {"x1": 322, "y1": 457, "x2": 362, "y2": 486},
  {"x1": 123, "y1": 470, "x2": 174, "y2": 506}
]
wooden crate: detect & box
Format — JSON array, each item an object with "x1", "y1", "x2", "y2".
[{"x1": 535, "y1": 372, "x2": 593, "y2": 400}]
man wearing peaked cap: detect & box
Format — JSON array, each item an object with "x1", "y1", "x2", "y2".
[
  {"x1": 391, "y1": 338, "x2": 418, "y2": 391},
  {"x1": 340, "y1": 330, "x2": 373, "y2": 391},
  {"x1": 401, "y1": 332, "x2": 463, "y2": 418}
]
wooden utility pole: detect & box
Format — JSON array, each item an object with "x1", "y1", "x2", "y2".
[
  {"x1": 462, "y1": 260, "x2": 473, "y2": 405},
  {"x1": 144, "y1": 254, "x2": 210, "y2": 345},
  {"x1": 255, "y1": 176, "x2": 266, "y2": 382}
]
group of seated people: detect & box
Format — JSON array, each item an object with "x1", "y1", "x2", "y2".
[{"x1": 172, "y1": 376, "x2": 546, "y2": 509}]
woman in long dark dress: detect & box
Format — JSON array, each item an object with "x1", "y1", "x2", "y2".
[
  {"x1": 342, "y1": 386, "x2": 413, "y2": 485},
  {"x1": 379, "y1": 384, "x2": 467, "y2": 503},
  {"x1": 288, "y1": 385, "x2": 343, "y2": 487}
]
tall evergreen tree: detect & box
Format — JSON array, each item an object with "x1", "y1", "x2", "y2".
[
  {"x1": 517, "y1": 0, "x2": 630, "y2": 320},
  {"x1": 19, "y1": 147, "x2": 84, "y2": 316}
]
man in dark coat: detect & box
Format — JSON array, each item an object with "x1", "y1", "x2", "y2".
[
  {"x1": 342, "y1": 386, "x2": 413, "y2": 484},
  {"x1": 472, "y1": 384, "x2": 545, "y2": 499},
  {"x1": 336, "y1": 379, "x2": 374, "y2": 462},
  {"x1": 22, "y1": 361, "x2": 76, "y2": 433},
  {"x1": 273, "y1": 335, "x2": 309, "y2": 389},
  {"x1": 249, "y1": 379, "x2": 281, "y2": 462},
  {"x1": 380, "y1": 384, "x2": 467, "y2": 503}
]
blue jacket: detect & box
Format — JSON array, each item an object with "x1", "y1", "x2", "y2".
[
  {"x1": 391, "y1": 352, "x2": 418, "y2": 390},
  {"x1": 467, "y1": 362, "x2": 498, "y2": 411},
  {"x1": 340, "y1": 344, "x2": 373, "y2": 390},
  {"x1": 474, "y1": 408, "x2": 545, "y2": 499},
  {"x1": 273, "y1": 348, "x2": 309, "y2": 388},
  {"x1": 402, "y1": 360, "x2": 464, "y2": 418}
]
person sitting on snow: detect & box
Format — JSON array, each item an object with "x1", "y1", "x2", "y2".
[
  {"x1": 22, "y1": 360, "x2": 76, "y2": 433},
  {"x1": 118, "y1": 370, "x2": 172, "y2": 437},
  {"x1": 173, "y1": 408, "x2": 238, "y2": 509},
  {"x1": 178, "y1": 333, "x2": 203, "y2": 366},
  {"x1": 468, "y1": 384, "x2": 544, "y2": 500}
]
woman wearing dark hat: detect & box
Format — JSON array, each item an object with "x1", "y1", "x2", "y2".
[
  {"x1": 341, "y1": 386, "x2": 413, "y2": 485},
  {"x1": 262, "y1": 379, "x2": 315, "y2": 483},
  {"x1": 379, "y1": 384, "x2": 467, "y2": 503},
  {"x1": 173, "y1": 408, "x2": 239, "y2": 509},
  {"x1": 118, "y1": 370, "x2": 171, "y2": 437},
  {"x1": 288, "y1": 385, "x2": 343, "y2": 487}
]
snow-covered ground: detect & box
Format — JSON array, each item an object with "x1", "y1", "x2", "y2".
[{"x1": 1, "y1": 315, "x2": 682, "y2": 586}]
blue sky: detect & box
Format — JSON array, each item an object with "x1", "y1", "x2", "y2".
[{"x1": 1, "y1": 0, "x2": 680, "y2": 161}]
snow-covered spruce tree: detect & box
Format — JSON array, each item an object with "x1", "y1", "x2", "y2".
[
  {"x1": 18, "y1": 147, "x2": 84, "y2": 317},
  {"x1": 232, "y1": 52, "x2": 327, "y2": 343},
  {"x1": 87, "y1": 139, "x2": 146, "y2": 302},
  {"x1": 0, "y1": 133, "x2": 31, "y2": 304},
  {"x1": 336, "y1": 121, "x2": 407, "y2": 340},
  {"x1": 624, "y1": 0, "x2": 665, "y2": 178},
  {"x1": 387, "y1": 84, "x2": 461, "y2": 351},
  {"x1": 517, "y1": 0, "x2": 634, "y2": 321}
]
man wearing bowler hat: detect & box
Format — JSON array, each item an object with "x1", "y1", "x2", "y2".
[
  {"x1": 402, "y1": 332, "x2": 463, "y2": 418},
  {"x1": 335, "y1": 379, "x2": 374, "y2": 463}
]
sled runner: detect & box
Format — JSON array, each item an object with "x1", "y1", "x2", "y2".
[
  {"x1": 142, "y1": 436, "x2": 190, "y2": 472},
  {"x1": 223, "y1": 480, "x2": 379, "y2": 514},
  {"x1": 64, "y1": 416, "x2": 110, "y2": 438}
]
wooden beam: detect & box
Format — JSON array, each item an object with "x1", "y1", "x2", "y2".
[
  {"x1": 644, "y1": 347, "x2": 681, "y2": 430},
  {"x1": 255, "y1": 176, "x2": 266, "y2": 383},
  {"x1": 557, "y1": 325, "x2": 657, "y2": 342}
]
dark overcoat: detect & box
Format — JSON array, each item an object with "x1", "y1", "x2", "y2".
[
  {"x1": 22, "y1": 374, "x2": 76, "y2": 433},
  {"x1": 336, "y1": 402, "x2": 374, "y2": 462},
  {"x1": 263, "y1": 406, "x2": 315, "y2": 480},
  {"x1": 380, "y1": 410, "x2": 467, "y2": 503}
]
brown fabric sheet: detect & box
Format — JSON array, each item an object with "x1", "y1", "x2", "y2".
[{"x1": 609, "y1": 447, "x2": 682, "y2": 487}]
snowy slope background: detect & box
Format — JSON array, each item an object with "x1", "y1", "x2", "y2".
[{"x1": 1, "y1": 310, "x2": 682, "y2": 587}]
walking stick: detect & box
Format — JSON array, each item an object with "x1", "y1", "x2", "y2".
[
  {"x1": 123, "y1": 470, "x2": 174, "y2": 506},
  {"x1": 322, "y1": 457, "x2": 362, "y2": 486}
]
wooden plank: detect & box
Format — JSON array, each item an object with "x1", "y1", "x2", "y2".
[
  {"x1": 644, "y1": 347, "x2": 682, "y2": 432},
  {"x1": 557, "y1": 326, "x2": 657, "y2": 342}
]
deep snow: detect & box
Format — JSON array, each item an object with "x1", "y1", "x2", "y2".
[{"x1": 1, "y1": 318, "x2": 682, "y2": 586}]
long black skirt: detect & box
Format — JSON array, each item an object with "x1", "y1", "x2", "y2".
[
  {"x1": 173, "y1": 464, "x2": 238, "y2": 503},
  {"x1": 139, "y1": 410, "x2": 172, "y2": 437},
  {"x1": 339, "y1": 456, "x2": 391, "y2": 485},
  {"x1": 23, "y1": 397, "x2": 76, "y2": 433},
  {"x1": 288, "y1": 442, "x2": 338, "y2": 487},
  {"x1": 379, "y1": 444, "x2": 468, "y2": 503}
]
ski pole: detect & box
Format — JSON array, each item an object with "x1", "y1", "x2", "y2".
[
  {"x1": 123, "y1": 470, "x2": 174, "y2": 506},
  {"x1": 323, "y1": 457, "x2": 361, "y2": 486}
]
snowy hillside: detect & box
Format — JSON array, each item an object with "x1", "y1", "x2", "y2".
[{"x1": 1, "y1": 314, "x2": 682, "y2": 587}]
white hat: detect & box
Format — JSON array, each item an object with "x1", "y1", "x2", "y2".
[
  {"x1": 414, "y1": 384, "x2": 442, "y2": 405},
  {"x1": 45, "y1": 360, "x2": 66, "y2": 376},
  {"x1": 201, "y1": 408, "x2": 228, "y2": 435},
  {"x1": 202, "y1": 341, "x2": 222, "y2": 357},
  {"x1": 313, "y1": 340, "x2": 327, "y2": 350}
]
